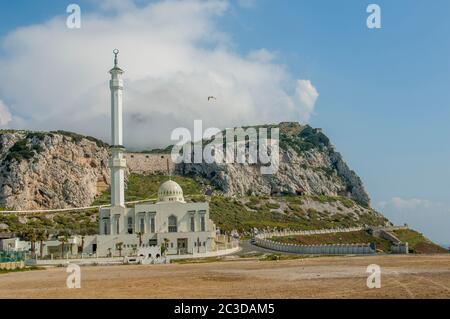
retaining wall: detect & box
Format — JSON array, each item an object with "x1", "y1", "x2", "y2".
[
  {"x1": 124, "y1": 153, "x2": 175, "y2": 175},
  {"x1": 26, "y1": 244, "x2": 240, "y2": 266},
  {"x1": 255, "y1": 237, "x2": 375, "y2": 255},
  {"x1": 257, "y1": 227, "x2": 364, "y2": 239}
]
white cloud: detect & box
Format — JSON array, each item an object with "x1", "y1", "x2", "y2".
[
  {"x1": 389, "y1": 197, "x2": 432, "y2": 210},
  {"x1": 0, "y1": 0, "x2": 318, "y2": 149},
  {"x1": 296, "y1": 79, "x2": 319, "y2": 120},
  {"x1": 247, "y1": 49, "x2": 277, "y2": 63},
  {"x1": 0, "y1": 100, "x2": 12, "y2": 126}
]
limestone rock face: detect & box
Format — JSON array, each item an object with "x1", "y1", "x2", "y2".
[
  {"x1": 0, "y1": 122, "x2": 371, "y2": 210},
  {"x1": 0, "y1": 131, "x2": 110, "y2": 210},
  {"x1": 177, "y1": 123, "x2": 371, "y2": 207}
]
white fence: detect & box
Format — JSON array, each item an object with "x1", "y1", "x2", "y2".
[
  {"x1": 26, "y1": 241, "x2": 240, "y2": 266},
  {"x1": 255, "y1": 237, "x2": 375, "y2": 255},
  {"x1": 257, "y1": 227, "x2": 364, "y2": 239},
  {"x1": 254, "y1": 226, "x2": 375, "y2": 255}
]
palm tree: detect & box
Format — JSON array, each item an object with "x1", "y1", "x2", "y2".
[
  {"x1": 21, "y1": 227, "x2": 37, "y2": 258},
  {"x1": 36, "y1": 230, "x2": 48, "y2": 259},
  {"x1": 78, "y1": 228, "x2": 88, "y2": 254},
  {"x1": 136, "y1": 232, "x2": 143, "y2": 247},
  {"x1": 58, "y1": 231, "x2": 70, "y2": 258}
]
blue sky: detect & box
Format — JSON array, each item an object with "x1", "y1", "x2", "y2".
[{"x1": 0, "y1": 0, "x2": 449, "y2": 244}]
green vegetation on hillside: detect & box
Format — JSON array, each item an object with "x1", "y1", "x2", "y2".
[
  {"x1": 4, "y1": 139, "x2": 42, "y2": 163},
  {"x1": 138, "y1": 145, "x2": 173, "y2": 154},
  {"x1": 210, "y1": 195, "x2": 387, "y2": 233},
  {"x1": 392, "y1": 229, "x2": 448, "y2": 254},
  {"x1": 280, "y1": 125, "x2": 330, "y2": 154}
]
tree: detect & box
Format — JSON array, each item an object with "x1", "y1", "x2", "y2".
[
  {"x1": 136, "y1": 232, "x2": 143, "y2": 247},
  {"x1": 36, "y1": 230, "x2": 48, "y2": 259},
  {"x1": 58, "y1": 231, "x2": 70, "y2": 258},
  {"x1": 161, "y1": 238, "x2": 170, "y2": 255},
  {"x1": 20, "y1": 227, "x2": 37, "y2": 259},
  {"x1": 78, "y1": 228, "x2": 88, "y2": 254}
]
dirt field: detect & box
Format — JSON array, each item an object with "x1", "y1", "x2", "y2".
[{"x1": 0, "y1": 254, "x2": 449, "y2": 298}]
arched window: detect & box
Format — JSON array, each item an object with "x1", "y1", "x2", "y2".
[
  {"x1": 103, "y1": 220, "x2": 108, "y2": 235},
  {"x1": 139, "y1": 217, "x2": 145, "y2": 233},
  {"x1": 168, "y1": 215, "x2": 177, "y2": 233},
  {"x1": 190, "y1": 215, "x2": 195, "y2": 232}
]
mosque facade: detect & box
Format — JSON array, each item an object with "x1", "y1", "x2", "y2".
[{"x1": 82, "y1": 51, "x2": 217, "y2": 257}]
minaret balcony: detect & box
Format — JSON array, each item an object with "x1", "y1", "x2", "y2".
[
  {"x1": 110, "y1": 78, "x2": 124, "y2": 89},
  {"x1": 109, "y1": 158, "x2": 127, "y2": 168}
]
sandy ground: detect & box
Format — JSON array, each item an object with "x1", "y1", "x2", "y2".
[{"x1": 0, "y1": 254, "x2": 449, "y2": 299}]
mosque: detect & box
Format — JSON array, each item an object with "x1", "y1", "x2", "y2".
[
  {"x1": 0, "y1": 51, "x2": 235, "y2": 261},
  {"x1": 81, "y1": 51, "x2": 218, "y2": 257}
]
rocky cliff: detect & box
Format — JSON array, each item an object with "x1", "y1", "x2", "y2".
[
  {"x1": 0, "y1": 122, "x2": 371, "y2": 210},
  {"x1": 0, "y1": 130, "x2": 110, "y2": 210},
  {"x1": 177, "y1": 122, "x2": 371, "y2": 206}
]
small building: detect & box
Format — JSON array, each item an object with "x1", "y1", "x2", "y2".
[{"x1": 0, "y1": 237, "x2": 30, "y2": 252}]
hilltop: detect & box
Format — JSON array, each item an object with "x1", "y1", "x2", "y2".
[
  {"x1": 0, "y1": 123, "x2": 394, "y2": 236},
  {"x1": 0, "y1": 130, "x2": 110, "y2": 210},
  {"x1": 0, "y1": 135, "x2": 445, "y2": 254},
  {"x1": 0, "y1": 122, "x2": 370, "y2": 210},
  {"x1": 178, "y1": 122, "x2": 370, "y2": 206}
]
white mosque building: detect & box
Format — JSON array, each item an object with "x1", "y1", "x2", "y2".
[
  {"x1": 81, "y1": 50, "x2": 219, "y2": 257},
  {"x1": 1, "y1": 51, "x2": 236, "y2": 261},
  {"x1": 92, "y1": 179, "x2": 217, "y2": 257}
]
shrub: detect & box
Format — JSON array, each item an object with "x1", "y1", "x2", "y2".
[{"x1": 5, "y1": 139, "x2": 35, "y2": 163}]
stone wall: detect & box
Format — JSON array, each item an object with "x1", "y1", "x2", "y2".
[
  {"x1": 255, "y1": 227, "x2": 375, "y2": 255},
  {"x1": 257, "y1": 227, "x2": 364, "y2": 239},
  {"x1": 124, "y1": 153, "x2": 175, "y2": 175},
  {"x1": 255, "y1": 237, "x2": 375, "y2": 255},
  {"x1": 255, "y1": 227, "x2": 410, "y2": 255}
]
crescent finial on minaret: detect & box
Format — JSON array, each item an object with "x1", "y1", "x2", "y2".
[{"x1": 113, "y1": 49, "x2": 119, "y2": 67}]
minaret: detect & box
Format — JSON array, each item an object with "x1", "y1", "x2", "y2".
[{"x1": 109, "y1": 49, "x2": 126, "y2": 208}]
